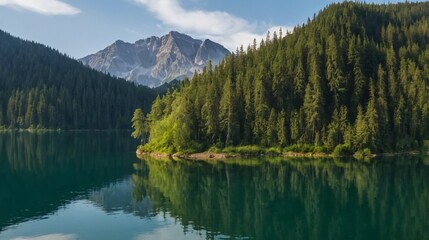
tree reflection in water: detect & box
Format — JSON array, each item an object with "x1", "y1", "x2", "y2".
[
  {"x1": 132, "y1": 156, "x2": 429, "y2": 240},
  {"x1": 0, "y1": 131, "x2": 137, "y2": 231}
]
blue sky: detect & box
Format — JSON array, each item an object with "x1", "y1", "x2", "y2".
[{"x1": 0, "y1": 0, "x2": 415, "y2": 58}]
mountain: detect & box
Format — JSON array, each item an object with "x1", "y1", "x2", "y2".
[
  {"x1": 88, "y1": 178, "x2": 153, "y2": 218},
  {"x1": 140, "y1": 2, "x2": 429, "y2": 153},
  {"x1": 80, "y1": 31, "x2": 230, "y2": 87},
  {"x1": 0, "y1": 30, "x2": 156, "y2": 129}
]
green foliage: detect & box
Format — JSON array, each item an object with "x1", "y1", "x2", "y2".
[
  {"x1": 266, "y1": 146, "x2": 282, "y2": 155},
  {"x1": 313, "y1": 145, "x2": 330, "y2": 153},
  {"x1": 332, "y1": 144, "x2": 354, "y2": 156},
  {"x1": 141, "y1": 2, "x2": 429, "y2": 153},
  {"x1": 131, "y1": 108, "x2": 147, "y2": 142},
  {"x1": 222, "y1": 145, "x2": 264, "y2": 154},
  {"x1": 283, "y1": 144, "x2": 328, "y2": 153},
  {"x1": 207, "y1": 146, "x2": 222, "y2": 153},
  {"x1": 363, "y1": 148, "x2": 373, "y2": 156},
  {"x1": 423, "y1": 140, "x2": 429, "y2": 151},
  {"x1": 0, "y1": 30, "x2": 156, "y2": 129},
  {"x1": 354, "y1": 148, "x2": 373, "y2": 157}
]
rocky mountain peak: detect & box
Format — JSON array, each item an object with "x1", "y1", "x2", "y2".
[{"x1": 80, "y1": 31, "x2": 229, "y2": 87}]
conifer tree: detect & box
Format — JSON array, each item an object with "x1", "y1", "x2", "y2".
[{"x1": 131, "y1": 108, "x2": 147, "y2": 143}]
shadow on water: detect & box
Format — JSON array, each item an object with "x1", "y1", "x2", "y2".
[
  {"x1": 132, "y1": 155, "x2": 429, "y2": 240},
  {"x1": 0, "y1": 131, "x2": 138, "y2": 231}
]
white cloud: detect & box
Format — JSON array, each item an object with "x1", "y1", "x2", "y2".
[
  {"x1": 0, "y1": 0, "x2": 81, "y2": 15},
  {"x1": 11, "y1": 233, "x2": 76, "y2": 240},
  {"x1": 134, "y1": 0, "x2": 292, "y2": 51},
  {"x1": 204, "y1": 25, "x2": 291, "y2": 51}
]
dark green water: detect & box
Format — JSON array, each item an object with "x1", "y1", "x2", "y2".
[{"x1": 0, "y1": 132, "x2": 428, "y2": 240}]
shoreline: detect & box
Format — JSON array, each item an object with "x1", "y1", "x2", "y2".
[
  {"x1": 136, "y1": 149, "x2": 428, "y2": 161},
  {"x1": 0, "y1": 128, "x2": 132, "y2": 132}
]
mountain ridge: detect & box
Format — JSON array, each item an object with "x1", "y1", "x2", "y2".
[{"x1": 80, "y1": 31, "x2": 230, "y2": 87}]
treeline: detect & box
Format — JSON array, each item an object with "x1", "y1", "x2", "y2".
[
  {"x1": 0, "y1": 30, "x2": 156, "y2": 129},
  {"x1": 142, "y1": 2, "x2": 429, "y2": 153}
]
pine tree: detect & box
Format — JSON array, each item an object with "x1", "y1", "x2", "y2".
[
  {"x1": 202, "y1": 62, "x2": 220, "y2": 144},
  {"x1": 267, "y1": 108, "x2": 278, "y2": 146},
  {"x1": 354, "y1": 105, "x2": 369, "y2": 149},
  {"x1": 277, "y1": 110, "x2": 288, "y2": 147},
  {"x1": 220, "y1": 55, "x2": 239, "y2": 146},
  {"x1": 7, "y1": 93, "x2": 16, "y2": 128},
  {"x1": 326, "y1": 35, "x2": 346, "y2": 108},
  {"x1": 131, "y1": 108, "x2": 147, "y2": 143},
  {"x1": 376, "y1": 65, "x2": 391, "y2": 150},
  {"x1": 366, "y1": 80, "x2": 380, "y2": 150},
  {"x1": 25, "y1": 89, "x2": 36, "y2": 128}
]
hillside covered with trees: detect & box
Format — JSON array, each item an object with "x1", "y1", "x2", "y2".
[
  {"x1": 140, "y1": 2, "x2": 429, "y2": 154},
  {"x1": 0, "y1": 30, "x2": 156, "y2": 129}
]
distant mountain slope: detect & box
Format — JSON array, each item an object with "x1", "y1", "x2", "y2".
[
  {"x1": 80, "y1": 31, "x2": 230, "y2": 87},
  {"x1": 0, "y1": 30, "x2": 156, "y2": 129}
]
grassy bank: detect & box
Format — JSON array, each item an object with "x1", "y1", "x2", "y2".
[
  {"x1": 138, "y1": 144, "x2": 376, "y2": 159},
  {"x1": 137, "y1": 142, "x2": 429, "y2": 161}
]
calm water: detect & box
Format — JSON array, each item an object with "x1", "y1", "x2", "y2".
[{"x1": 0, "y1": 132, "x2": 428, "y2": 240}]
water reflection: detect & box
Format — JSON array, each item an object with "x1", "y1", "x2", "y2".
[
  {"x1": 132, "y1": 156, "x2": 429, "y2": 240},
  {"x1": 0, "y1": 131, "x2": 137, "y2": 231},
  {"x1": 1, "y1": 131, "x2": 428, "y2": 239},
  {"x1": 88, "y1": 178, "x2": 153, "y2": 217},
  {"x1": 9, "y1": 233, "x2": 77, "y2": 240}
]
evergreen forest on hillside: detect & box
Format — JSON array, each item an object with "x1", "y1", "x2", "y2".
[
  {"x1": 140, "y1": 2, "x2": 429, "y2": 154},
  {"x1": 0, "y1": 31, "x2": 156, "y2": 129}
]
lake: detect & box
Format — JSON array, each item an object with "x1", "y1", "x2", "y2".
[{"x1": 0, "y1": 132, "x2": 428, "y2": 240}]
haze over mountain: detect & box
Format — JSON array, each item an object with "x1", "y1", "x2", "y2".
[{"x1": 80, "y1": 31, "x2": 230, "y2": 87}]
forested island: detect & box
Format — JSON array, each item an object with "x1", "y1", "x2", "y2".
[{"x1": 135, "y1": 2, "x2": 429, "y2": 156}]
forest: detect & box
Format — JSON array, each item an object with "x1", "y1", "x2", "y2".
[
  {"x1": 139, "y1": 2, "x2": 429, "y2": 154},
  {"x1": 0, "y1": 30, "x2": 155, "y2": 129}
]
